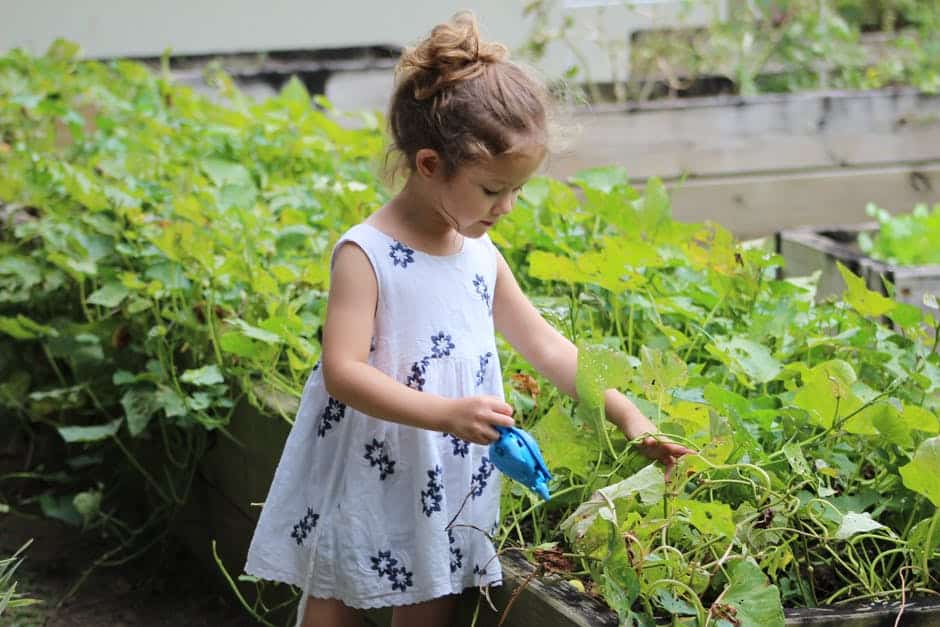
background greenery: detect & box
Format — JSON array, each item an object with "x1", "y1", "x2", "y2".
[{"x1": 521, "y1": 0, "x2": 940, "y2": 103}]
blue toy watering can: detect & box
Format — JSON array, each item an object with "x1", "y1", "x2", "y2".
[{"x1": 489, "y1": 426, "x2": 552, "y2": 500}]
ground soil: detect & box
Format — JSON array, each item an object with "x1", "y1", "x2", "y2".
[{"x1": 0, "y1": 512, "x2": 258, "y2": 627}]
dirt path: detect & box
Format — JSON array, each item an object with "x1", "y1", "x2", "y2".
[{"x1": 0, "y1": 512, "x2": 257, "y2": 626}]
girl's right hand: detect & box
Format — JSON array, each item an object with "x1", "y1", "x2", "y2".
[{"x1": 444, "y1": 396, "x2": 514, "y2": 445}]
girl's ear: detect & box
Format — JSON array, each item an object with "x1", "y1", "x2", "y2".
[{"x1": 414, "y1": 148, "x2": 441, "y2": 180}]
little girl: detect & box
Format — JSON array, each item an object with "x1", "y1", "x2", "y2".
[{"x1": 244, "y1": 11, "x2": 691, "y2": 627}]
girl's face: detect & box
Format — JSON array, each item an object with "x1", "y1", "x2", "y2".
[{"x1": 422, "y1": 141, "x2": 546, "y2": 239}]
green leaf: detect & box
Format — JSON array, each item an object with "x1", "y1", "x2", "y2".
[
  {"x1": 529, "y1": 403, "x2": 596, "y2": 478},
  {"x1": 229, "y1": 319, "x2": 283, "y2": 344},
  {"x1": 708, "y1": 337, "x2": 782, "y2": 386},
  {"x1": 899, "y1": 435, "x2": 940, "y2": 507},
  {"x1": 201, "y1": 158, "x2": 253, "y2": 188},
  {"x1": 39, "y1": 493, "x2": 82, "y2": 526},
  {"x1": 675, "y1": 498, "x2": 736, "y2": 539},
  {"x1": 639, "y1": 347, "x2": 688, "y2": 406},
  {"x1": 561, "y1": 464, "x2": 665, "y2": 542},
  {"x1": 527, "y1": 251, "x2": 585, "y2": 285},
  {"x1": 712, "y1": 559, "x2": 784, "y2": 627},
  {"x1": 782, "y1": 443, "x2": 811, "y2": 477},
  {"x1": 155, "y1": 385, "x2": 188, "y2": 418},
  {"x1": 836, "y1": 262, "x2": 896, "y2": 317},
  {"x1": 569, "y1": 166, "x2": 628, "y2": 193},
  {"x1": 180, "y1": 364, "x2": 224, "y2": 386},
  {"x1": 576, "y1": 343, "x2": 633, "y2": 433},
  {"x1": 601, "y1": 527, "x2": 642, "y2": 624},
  {"x1": 834, "y1": 511, "x2": 887, "y2": 540},
  {"x1": 792, "y1": 360, "x2": 859, "y2": 429},
  {"x1": 57, "y1": 418, "x2": 122, "y2": 443},
  {"x1": 121, "y1": 388, "x2": 159, "y2": 436},
  {"x1": 0, "y1": 315, "x2": 59, "y2": 340},
  {"x1": 86, "y1": 281, "x2": 130, "y2": 307}
]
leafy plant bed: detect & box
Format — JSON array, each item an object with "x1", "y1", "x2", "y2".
[
  {"x1": 3, "y1": 43, "x2": 940, "y2": 627},
  {"x1": 777, "y1": 221, "x2": 940, "y2": 318}
]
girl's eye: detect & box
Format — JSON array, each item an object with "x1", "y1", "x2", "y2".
[{"x1": 483, "y1": 187, "x2": 499, "y2": 196}]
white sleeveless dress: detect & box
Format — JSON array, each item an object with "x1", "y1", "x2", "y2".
[{"x1": 244, "y1": 223, "x2": 504, "y2": 621}]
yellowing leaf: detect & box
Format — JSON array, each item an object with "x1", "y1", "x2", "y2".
[{"x1": 837, "y1": 262, "x2": 896, "y2": 317}]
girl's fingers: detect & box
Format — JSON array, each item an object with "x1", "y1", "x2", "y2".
[
  {"x1": 482, "y1": 426, "x2": 501, "y2": 443},
  {"x1": 492, "y1": 401, "x2": 514, "y2": 416},
  {"x1": 493, "y1": 412, "x2": 515, "y2": 428}
]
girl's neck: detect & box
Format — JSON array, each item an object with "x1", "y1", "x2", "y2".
[{"x1": 374, "y1": 177, "x2": 464, "y2": 254}]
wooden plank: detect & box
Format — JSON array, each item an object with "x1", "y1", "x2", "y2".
[
  {"x1": 778, "y1": 224, "x2": 940, "y2": 323},
  {"x1": 665, "y1": 163, "x2": 940, "y2": 239},
  {"x1": 548, "y1": 89, "x2": 940, "y2": 181},
  {"x1": 198, "y1": 394, "x2": 293, "y2": 520}
]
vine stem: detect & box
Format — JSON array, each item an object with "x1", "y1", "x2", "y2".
[
  {"x1": 110, "y1": 434, "x2": 171, "y2": 504},
  {"x1": 923, "y1": 508, "x2": 939, "y2": 587}
]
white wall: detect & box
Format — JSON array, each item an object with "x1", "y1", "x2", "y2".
[{"x1": 0, "y1": 0, "x2": 719, "y2": 83}]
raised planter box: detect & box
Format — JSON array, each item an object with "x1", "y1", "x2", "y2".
[
  {"x1": 776, "y1": 222, "x2": 940, "y2": 318},
  {"x1": 175, "y1": 392, "x2": 940, "y2": 626},
  {"x1": 552, "y1": 89, "x2": 940, "y2": 238}
]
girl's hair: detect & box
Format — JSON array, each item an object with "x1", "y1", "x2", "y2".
[{"x1": 386, "y1": 11, "x2": 554, "y2": 181}]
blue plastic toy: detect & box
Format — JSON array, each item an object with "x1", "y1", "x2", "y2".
[{"x1": 489, "y1": 425, "x2": 552, "y2": 500}]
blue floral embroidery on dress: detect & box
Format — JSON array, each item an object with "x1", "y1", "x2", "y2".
[
  {"x1": 317, "y1": 397, "x2": 346, "y2": 437},
  {"x1": 389, "y1": 566, "x2": 414, "y2": 592},
  {"x1": 475, "y1": 352, "x2": 493, "y2": 387},
  {"x1": 430, "y1": 332, "x2": 455, "y2": 358},
  {"x1": 421, "y1": 465, "x2": 444, "y2": 516},
  {"x1": 473, "y1": 274, "x2": 491, "y2": 314},
  {"x1": 370, "y1": 550, "x2": 398, "y2": 577},
  {"x1": 290, "y1": 507, "x2": 319, "y2": 546},
  {"x1": 442, "y1": 432, "x2": 469, "y2": 457},
  {"x1": 470, "y1": 457, "x2": 495, "y2": 499},
  {"x1": 405, "y1": 356, "x2": 430, "y2": 391},
  {"x1": 448, "y1": 529, "x2": 463, "y2": 573},
  {"x1": 473, "y1": 564, "x2": 488, "y2": 576},
  {"x1": 364, "y1": 438, "x2": 396, "y2": 480},
  {"x1": 403, "y1": 333, "x2": 454, "y2": 390},
  {"x1": 389, "y1": 242, "x2": 415, "y2": 268},
  {"x1": 370, "y1": 551, "x2": 414, "y2": 592}
]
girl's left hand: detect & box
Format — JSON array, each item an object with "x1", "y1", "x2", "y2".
[{"x1": 634, "y1": 435, "x2": 695, "y2": 481}]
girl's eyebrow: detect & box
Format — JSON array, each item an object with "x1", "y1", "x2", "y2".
[{"x1": 482, "y1": 177, "x2": 529, "y2": 188}]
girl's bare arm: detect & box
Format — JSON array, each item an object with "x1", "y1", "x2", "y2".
[
  {"x1": 490, "y1": 250, "x2": 651, "y2": 432},
  {"x1": 321, "y1": 242, "x2": 513, "y2": 443}
]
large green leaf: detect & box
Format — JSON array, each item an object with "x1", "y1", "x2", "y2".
[
  {"x1": 899, "y1": 436, "x2": 940, "y2": 507},
  {"x1": 561, "y1": 464, "x2": 665, "y2": 542},
  {"x1": 675, "y1": 498, "x2": 736, "y2": 539},
  {"x1": 575, "y1": 342, "x2": 633, "y2": 432},
  {"x1": 529, "y1": 403, "x2": 596, "y2": 478},
  {"x1": 712, "y1": 559, "x2": 785, "y2": 627}
]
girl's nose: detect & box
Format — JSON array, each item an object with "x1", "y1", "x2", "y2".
[{"x1": 492, "y1": 195, "x2": 514, "y2": 215}]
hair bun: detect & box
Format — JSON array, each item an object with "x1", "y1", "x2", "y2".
[{"x1": 397, "y1": 11, "x2": 508, "y2": 100}]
